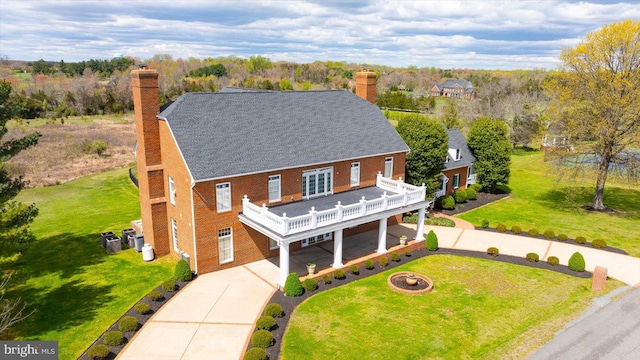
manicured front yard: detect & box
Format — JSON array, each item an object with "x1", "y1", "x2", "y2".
[
  {"x1": 3, "y1": 168, "x2": 175, "y2": 359},
  {"x1": 458, "y1": 150, "x2": 640, "y2": 256},
  {"x1": 281, "y1": 255, "x2": 622, "y2": 359}
]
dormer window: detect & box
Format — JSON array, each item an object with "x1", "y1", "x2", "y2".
[
  {"x1": 448, "y1": 148, "x2": 461, "y2": 162},
  {"x1": 455, "y1": 149, "x2": 461, "y2": 161}
]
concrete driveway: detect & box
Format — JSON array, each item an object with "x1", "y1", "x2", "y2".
[{"x1": 117, "y1": 260, "x2": 279, "y2": 360}]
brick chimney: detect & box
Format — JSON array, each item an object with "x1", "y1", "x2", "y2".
[
  {"x1": 355, "y1": 69, "x2": 377, "y2": 104},
  {"x1": 131, "y1": 68, "x2": 169, "y2": 256}
]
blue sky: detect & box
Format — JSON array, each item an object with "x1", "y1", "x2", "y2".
[{"x1": 1, "y1": 0, "x2": 638, "y2": 70}]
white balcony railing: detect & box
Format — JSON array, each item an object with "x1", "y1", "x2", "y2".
[
  {"x1": 467, "y1": 173, "x2": 477, "y2": 185},
  {"x1": 241, "y1": 175, "x2": 426, "y2": 237}
]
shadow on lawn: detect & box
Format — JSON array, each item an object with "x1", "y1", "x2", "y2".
[{"x1": 538, "y1": 186, "x2": 640, "y2": 218}]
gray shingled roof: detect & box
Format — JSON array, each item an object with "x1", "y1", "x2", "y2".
[
  {"x1": 443, "y1": 129, "x2": 476, "y2": 170},
  {"x1": 159, "y1": 90, "x2": 409, "y2": 182}
]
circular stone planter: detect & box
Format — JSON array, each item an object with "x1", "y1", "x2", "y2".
[{"x1": 387, "y1": 272, "x2": 433, "y2": 295}]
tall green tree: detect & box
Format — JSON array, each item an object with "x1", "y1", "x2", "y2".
[
  {"x1": 467, "y1": 116, "x2": 511, "y2": 191},
  {"x1": 544, "y1": 20, "x2": 640, "y2": 210},
  {"x1": 0, "y1": 80, "x2": 40, "y2": 256},
  {"x1": 440, "y1": 99, "x2": 460, "y2": 129},
  {"x1": 396, "y1": 115, "x2": 448, "y2": 195}
]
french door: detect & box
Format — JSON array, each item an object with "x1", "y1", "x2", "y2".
[
  {"x1": 302, "y1": 167, "x2": 333, "y2": 199},
  {"x1": 301, "y1": 232, "x2": 333, "y2": 247}
]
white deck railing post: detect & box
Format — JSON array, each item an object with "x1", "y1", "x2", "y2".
[
  {"x1": 309, "y1": 207, "x2": 317, "y2": 228},
  {"x1": 336, "y1": 201, "x2": 343, "y2": 221}
]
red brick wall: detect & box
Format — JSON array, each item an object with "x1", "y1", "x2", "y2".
[
  {"x1": 443, "y1": 166, "x2": 469, "y2": 195},
  {"x1": 355, "y1": 70, "x2": 377, "y2": 104}
]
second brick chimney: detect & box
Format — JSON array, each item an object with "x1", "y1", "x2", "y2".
[{"x1": 355, "y1": 69, "x2": 377, "y2": 104}]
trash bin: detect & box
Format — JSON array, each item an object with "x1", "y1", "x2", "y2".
[
  {"x1": 101, "y1": 231, "x2": 115, "y2": 248},
  {"x1": 127, "y1": 235, "x2": 136, "y2": 249},
  {"x1": 121, "y1": 228, "x2": 135, "y2": 245},
  {"x1": 106, "y1": 237, "x2": 122, "y2": 253},
  {"x1": 142, "y1": 243, "x2": 154, "y2": 261},
  {"x1": 134, "y1": 234, "x2": 144, "y2": 252}
]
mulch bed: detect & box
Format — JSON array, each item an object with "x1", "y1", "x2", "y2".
[
  {"x1": 438, "y1": 191, "x2": 511, "y2": 216},
  {"x1": 256, "y1": 247, "x2": 593, "y2": 360},
  {"x1": 78, "y1": 276, "x2": 194, "y2": 360}
]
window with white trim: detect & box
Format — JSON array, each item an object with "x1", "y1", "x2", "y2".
[
  {"x1": 269, "y1": 238, "x2": 278, "y2": 250},
  {"x1": 350, "y1": 162, "x2": 360, "y2": 187},
  {"x1": 453, "y1": 174, "x2": 460, "y2": 189},
  {"x1": 455, "y1": 148, "x2": 461, "y2": 161},
  {"x1": 168, "y1": 176, "x2": 176, "y2": 205},
  {"x1": 384, "y1": 157, "x2": 393, "y2": 178},
  {"x1": 216, "y1": 183, "x2": 231, "y2": 212},
  {"x1": 218, "y1": 227, "x2": 233, "y2": 263},
  {"x1": 302, "y1": 167, "x2": 333, "y2": 199},
  {"x1": 171, "y1": 218, "x2": 178, "y2": 252},
  {"x1": 268, "y1": 175, "x2": 281, "y2": 203}
]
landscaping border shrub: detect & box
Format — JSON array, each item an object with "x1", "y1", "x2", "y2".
[
  {"x1": 496, "y1": 223, "x2": 507, "y2": 233},
  {"x1": 547, "y1": 256, "x2": 559, "y2": 266},
  {"x1": 348, "y1": 265, "x2": 359, "y2": 275},
  {"x1": 302, "y1": 278, "x2": 317, "y2": 291},
  {"x1": 147, "y1": 290, "x2": 163, "y2": 301},
  {"x1": 487, "y1": 247, "x2": 499, "y2": 256},
  {"x1": 322, "y1": 274, "x2": 331, "y2": 284},
  {"x1": 568, "y1": 252, "x2": 586, "y2": 272},
  {"x1": 426, "y1": 230, "x2": 438, "y2": 251},
  {"x1": 134, "y1": 303, "x2": 151, "y2": 315},
  {"x1": 526, "y1": 252, "x2": 539, "y2": 262},
  {"x1": 453, "y1": 189, "x2": 467, "y2": 203},
  {"x1": 284, "y1": 273, "x2": 304, "y2": 296},
  {"x1": 543, "y1": 230, "x2": 555, "y2": 239},
  {"x1": 465, "y1": 187, "x2": 477, "y2": 200},
  {"x1": 263, "y1": 303, "x2": 284, "y2": 318},
  {"x1": 161, "y1": 279, "x2": 176, "y2": 292},
  {"x1": 88, "y1": 344, "x2": 110, "y2": 360},
  {"x1": 528, "y1": 228, "x2": 539, "y2": 237},
  {"x1": 119, "y1": 316, "x2": 139, "y2": 332},
  {"x1": 557, "y1": 234, "x2": 568, "y2": 241},
  {"x1": 251, "y1": 329, "x2": 275, "y2": 349},
  {"x1": 364, "y1": 260, "x2": 374, "y2": 270},
  {"x1": 244, "y1": 347, "x2": 268, "y2": 360},
  {"x1": 390, "y1": 252, "x2": 401, "y2": 262},
  {"x1": 511, "y1": 225, "x2": 522, "y2": 234},
  {"x1": 440, "y1": 195, "x2": 455, "y2": 210},
  {"x1": 256, "y1": 315, "x2": 277, "y2": 331},
  {"x1": 378, "y1": 256, "x2": 389, "y2": 267},
  {"x1": 103, "y1": 331, "x2": 124, "y2": 346},
  {"x1": 481, "y1": 219, "x2": 489, "y2": 228},
  {"x1": 470, "y1": 183, "x2": 483, "y2": 192},
  {"x1": 592, "y1": 239, "x2": 607, "y2": 249},
  {"x1": 575, "y1": 236, "x2": 587, "y2": 244},
  {"x1": 333, "y1": 269, "x2": 346, "y2": 280},
  {"x1": 404, "y1": 249, "x2": 412, "y2": 257},
  {"x1": 174, "y1": 259, "x2": 192, "y2": 282}
]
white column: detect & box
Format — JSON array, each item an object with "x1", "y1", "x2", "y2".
[
  {"x1": 415, "y1": 207, "x2": 426, "y2": 241},
  {"x1": 377, "y1": 217, "x2": 388, "y2": 254},
  {"x1": 332, "y1": 229, "x2": 344, "y2": 269},
  {"x1": 278, "y1": 242, "x2": 290, "y2": 288}
]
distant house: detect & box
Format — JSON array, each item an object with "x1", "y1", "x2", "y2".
[
  {"x1": 131, "y1": 68, "x2": 430, "y2": 287},
  {"x1": 437, "y1": 129, "x2": 476, "y2": 197},
  {"x1": 430, "y1": 80, "x2": 476, "y2": 99}
]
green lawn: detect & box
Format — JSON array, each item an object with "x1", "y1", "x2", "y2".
[
  {"x1": 458, "y1": 150, "x2": 640, "y2": 256},
  {"x1": 3, "y1": 168, "x2": 175, "y2": 359},
  {"x1": 281, "y1": 255, "x2": 622, "y2": 360}
]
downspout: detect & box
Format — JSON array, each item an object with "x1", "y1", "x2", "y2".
[{"x1": 190, "y1": 179, "x2": 198, "y2": 275}]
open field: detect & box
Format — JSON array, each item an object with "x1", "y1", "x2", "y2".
[
  {"x1": 3, "y1": 168, "x2": 175, "y2": 359},
  {"x1": 6, "y1": 114, "x2": 136, "y2": 187},
  {"x1": 458, "y1": 150, "x2": 640, "y2": 257},
  {"x1": 281, "y1": 255, "x2": 622, "y2": 360}
]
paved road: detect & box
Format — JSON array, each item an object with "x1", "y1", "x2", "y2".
[{"x1": 528, "y1": 286, "x2": 640, "y2": 360}]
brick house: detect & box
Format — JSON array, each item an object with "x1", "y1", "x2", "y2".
[
  {"x1": 132, "y1": 69, "x2": 430, "y2": 287},
  {"x1": 430, "y1": 79, "x2": 476, "y2": 99},
  {"x1": 437, "y1": 129, "x2": 476, "y2": 196}
]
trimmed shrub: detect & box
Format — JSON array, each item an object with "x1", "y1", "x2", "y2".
[
  {"x1": 302, "y1": 278, "x2": 317, "y2": 291},
  {"x1": 487, "y1": 247, "x2": 499, "y2": 256},
  {"x1": 161, "y1": 279, "x2": 176, "y2": 292},
  {"x1": 365, "y1": 260, "x2": 374, "y2": 270},
  {"x1": 322, "y1": 274, "x2": 332, "y2": 284},
  {"x1": 568, "y1": 252, "x2": 586, "y2": 272},
  {"x1": 119, "y1": 316, "x2": 139, "y2": 332},
  {"x1": 592, "y1": 239, "x2": 607, "y2": 249},
  {"x1": 349, "y1": 265, "x2": 359, "y2": 275},
  {"x1": 526, "y1": 252, "x2": 539, "y2": 262},
  {"x1": 528, "y1": 228, "x2": 539, "y2": 237},
  {"x1": 251, "y1": 329, "x2": 275, "y2": 348},
  {"x1": 441, "y1": 195, "x2": 455, "y2": 210},
  {"x1": 333, "y1": 269, "x2": 346, "y2": 280},
  {"x1": 284, "y1": 273, "x2": 304, "y2": 296},
  {"x1": 470, "y1": 183, "x2": 483, "y2": 192},
  {"x1": 379, "y1": 256, "x2": 389, "y2": 267},
  {"x1": 547, "y1": 256, "x2": 560, "y2": 266},
  {"x1": 575, "y1": 236, "x2": 587, "y2": 244},
  {"x1": 174, "y1": 259, "x2": 192, "y2": 282},
  {"x1": 511, "y1": 225, "x2": 522, "y2": 234},
  {"x1": 404, "y1": 249, "x2": 412, "y2": 257},
  {"x1": 103, "y1": 331, "x2": 124, "y2": 346},
  {"x1": 244, "y1": 347, "x2": 268, "y2": 360},
  {"x1": 426, "y1": 230, "x2": 438, "y2": 251},
  {"x1": 496, "y1": 223, "x2": 507, "y2": 233},
  {"x1": 147, "y1": 290, "x2": 163, "y2": 301},
  {"x1": 543, "y1": 230, "x2": 556, "y2": 239},
  {"x1": 453, "y1": 189, "x2": 467, "y2": 203},
  {"x1": 255, "y1": 315, "x2": 277, "y2": 331},
  {"x1": 134, "y1": 303, "x2": 151, "y2": 315},
  {"x1": 465, "y1": 187, "x2": 477, "y2": 200},
  {"x1": 481, "y1": 219, "x2": 490, "y2": 228},
  {"x1": 88, "y1": 344, "x2": 110, "y2": 360},
  {"x1": 389, "y1": 252, "x2": 400, "y2": 262},
  {"x1": 402, "y1": 214, "x2": 418, "y2": 223},
  {"x1": 557, "y1": 234, "x2": 568, "y2": 241},
  {"x1": 263, "y1": 303, "x2": 284, "y2": 318}
]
